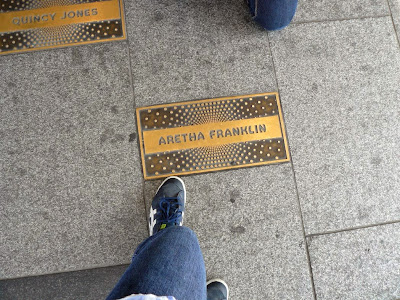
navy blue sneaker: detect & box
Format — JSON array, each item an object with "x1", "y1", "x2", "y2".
[
  {"x1": 207, "y1": 279, "x2": 229, "y2": 300},
  {"x1": 149, "y1": 176, "x2": 186, "y2": 236}
]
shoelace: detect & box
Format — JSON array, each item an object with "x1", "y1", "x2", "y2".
[{"x1": 156, "y1": 197, "x2": 183, "y2": 224}]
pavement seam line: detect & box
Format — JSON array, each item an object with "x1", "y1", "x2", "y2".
[
  {"x1": 266, "y1": 32, "x2": 317, "y2": 300},
  {"x1": 121, "y1": 1, "x2": 148, "y2": 232},
  {"x1": 128, "y1": 48, "x2": 148, "y2": 231},
  {"x1": 306, "y1": 219, "x2": 400, "y2": 238},
  {"x1": 0, "y1": 263, "x2": 131, "y2": 281},
  {"x1": 385, "y1": 0, "x2": 400, "y2": 48},
  {"x1": 122, "y1": 0, "x2": 136, "y2": 108},
  {"x1": 291, "y1": 14, "x2": 391, "y2": 25}
]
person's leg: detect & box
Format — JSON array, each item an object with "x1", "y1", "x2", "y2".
[
  {"x1": 248, "y1": 0, "x2": 298, "y2": 31},
  {"x1": 106, "y1": 226, "x2": 206, "y2": 300}
]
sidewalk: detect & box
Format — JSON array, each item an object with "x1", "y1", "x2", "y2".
[{"x1": 1, "y1": 0, "x2": 399, "y2": 299}]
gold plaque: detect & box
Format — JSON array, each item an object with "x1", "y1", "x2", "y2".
[
  {"x1": 0, "y1": 0, "x2": 125, "y2": 55},
  {"x1": 136, "y1": 92, "x2": 290, "y2": 179}
]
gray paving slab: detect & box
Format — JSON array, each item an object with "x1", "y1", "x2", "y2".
[
  {"x1": 389, "y1": 0, "x2": 400, "y2": 42},
  {"x1": 269, "y1": 17, "x2": 400, "y2": 235},
  {"x1": 125, "y1": 0, "x2": 277, "y2": 106},
  {"x1": 0, "y1": 265, "x2": 128, "y2": 300},
  {"x1": 144, "y1": 164, "x2": 313, "y2": 300},
  {"x1": 293, "y1": 0, "x2": 389, "y2": 23},
  {"x1": 308, "y1": 223, "x2": 400, "y2": 300},
  {"x1": 0, "y1": 42, "x2": 147, "y2": 279}
]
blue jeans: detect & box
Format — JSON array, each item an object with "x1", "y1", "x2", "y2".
[
  {"x1": 248, "y1": 0, "x2": 298, "y2": 31},
  {"x1": 106, "y1": 226, "x2": 207, "y2": 300}
]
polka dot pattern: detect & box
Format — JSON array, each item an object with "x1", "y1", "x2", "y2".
[
  {"x1": 145, "y1": 139, "x2": 286, "y2": 177},
  {"x1": 0, "y1": 0, "x2": 104, "y2": 13},
  {"x1": 140, "y1": 95, "x2": 279, "y2": 130},
  {"x1": 0, "y1": 20, "x2": 123, "y2": 53},
  {"x1": 138, "y1": 94, "x2": 289, "y2": 178}
]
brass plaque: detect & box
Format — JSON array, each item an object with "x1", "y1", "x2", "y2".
[
  {"x1": 0, "y1": 0, "x2": 125, "y2": 55},
  {"x1": 136, "y1": 93, "x2": 290, "y2": 179}
]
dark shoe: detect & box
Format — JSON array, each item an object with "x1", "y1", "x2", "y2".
[
  {"x1": 207, "y1": 279, "x2": 229, "y2": 300},
  {"x1": 149, "y1": 176, "x2": 186, "y2": 236}
]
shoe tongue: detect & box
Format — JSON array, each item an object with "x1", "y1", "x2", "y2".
[{"x1": 163, "y1": 183, "x2": 180, "y2": 198}]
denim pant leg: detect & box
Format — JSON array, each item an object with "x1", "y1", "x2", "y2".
[
  {"x1": 106, "y1": 226, "x2": 207, "y2": 300},
  {"x1": 249, "y1": 0, "x2": 298, "y2": 31}
]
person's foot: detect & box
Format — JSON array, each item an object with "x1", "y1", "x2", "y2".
[
  {"x1": 149, "y1": 176, "x2": 186, "y2": 236},
  {"x1": 207, "y1": 279, "x2": 229, "y2": 300}
]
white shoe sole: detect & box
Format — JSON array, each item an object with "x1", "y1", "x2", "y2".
[{"x1": 207, "y1": 278, "x2": 229, "y2": 299}]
